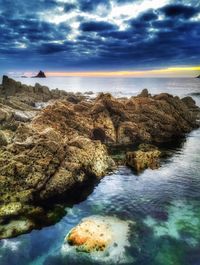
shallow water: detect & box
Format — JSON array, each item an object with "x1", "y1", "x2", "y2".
[
  {"x1": 1, "y1": 130, "x2": 200, "y2": 265},
  {"x1": 0, "y1": 78, "x2": 200, "y2": 264}
]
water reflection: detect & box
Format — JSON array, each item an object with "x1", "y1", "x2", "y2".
[{"x1": 0, "y1": 125, "x2": 200, "y2": 265}]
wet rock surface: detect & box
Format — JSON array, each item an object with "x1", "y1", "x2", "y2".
[
  {"x1": 0, "y1": 76, "x2": 200, "y2": 238},
  {"x1": 126, "y1": 144, "x2": 161, "y2": 172}
]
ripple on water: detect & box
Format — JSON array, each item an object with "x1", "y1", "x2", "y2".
[{"x1": 1, "y1": 129, "x2": 200, "y2": 265}]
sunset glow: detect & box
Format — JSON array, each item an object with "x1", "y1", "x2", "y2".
[{"x1": 46, "y1": 66, "x2": 200, "y2": 77}]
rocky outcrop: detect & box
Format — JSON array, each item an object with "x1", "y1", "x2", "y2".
[
  {"x1": 33, "y1": 70, "x2": 46, "y2": 78},
  {"x1": 0, "y1": 77, "x2": 200, "y2": 238},
  {"x1": 91, "y1": 92, "x2": 199, "y2": 144},
  {"x1": 0, "y1": 91, "x2": 199, "y2": 203},
  {"x1": 196, "y1": 74, "x2": 200, "y2": 78},
  {"x1": 0, "y1": 76, "x2": 86, "y2": 104},
  {"x1": 126, "y1": 144, "x2": 161, "y2": 172}
]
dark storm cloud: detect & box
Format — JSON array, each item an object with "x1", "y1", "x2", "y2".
[
  {"x1": 0, "y1": 0, "x2": 200, "y2": 71},
  {"x1": 80, "y1": 21, "x2": 118, "y2": 32},
  {"x1": 160, "y1": 4, "x2": 199, "y2": 18},
  {"x1": 139, "y1": 10, "x2": 158, "y2": 22},
  {"x1": 39, "y1": 41, "x2": 73, "y2": 54}
]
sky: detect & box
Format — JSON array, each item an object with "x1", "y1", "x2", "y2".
[{"x1": 0, "y1": 0, "x2": 200, "y2": 77}]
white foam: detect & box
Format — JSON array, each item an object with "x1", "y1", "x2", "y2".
[{"x1": 1, "y1": 239, "x2": 21, "y2": 252}]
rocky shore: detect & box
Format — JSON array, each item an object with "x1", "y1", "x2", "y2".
[{"x1": 0, "y1": 76, "x2": 199, "y2": 238}]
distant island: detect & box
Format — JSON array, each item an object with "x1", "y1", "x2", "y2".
[{"x1": 32, "y1": 70, "x2": 46, "y2": 78}]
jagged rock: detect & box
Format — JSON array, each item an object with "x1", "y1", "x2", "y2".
[
  {"x1": 138, "y1": 88, "x2": 150, "y2": 97},
  {"x1": 181, "y1": 96, "x2": 198, "y2": 111},
  {"x1": 0, "y1": 100, "x2": 115, "y2": 207},
  {"x1": 0, "y1": 76, "x2": 85, "y2": 105},
  {"x1": 1, "y1": 75, "x2": 21, "y2": 96},
  {"x1": 34, "y1": 83, "x2": 50, "y2": 94},
  {"x1": 0, "y1": 77, "x2": 200, "y2": 238},
  {"x1": 33, "y1": 70, "x2": 46, "y2": 78}
]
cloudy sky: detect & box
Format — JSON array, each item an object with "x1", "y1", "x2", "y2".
[{"x1": 0, "y1": 0, "x2": 200, "y2": 76}]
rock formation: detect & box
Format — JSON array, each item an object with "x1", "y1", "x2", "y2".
[
  {"x1": 33, "y1": 70, "x2": 46, "y2": 78},
  {"x1": 196, "y1": 74, "x2": 200, "y2": 78},
  {"x1": 0, "y1": 76, "x2": 200, "y2": 238},
  {"x1": 126, "y1": 144, "x2": 161, "y2": 172}
]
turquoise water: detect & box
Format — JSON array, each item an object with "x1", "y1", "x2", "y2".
[
  {"x1": 1, "y1": 129, "x2": 200, "y2": 265},
  {"x1": 0, "y1": 78, "x2": 200, "y2": 265}
]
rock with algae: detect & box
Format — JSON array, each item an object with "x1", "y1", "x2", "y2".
[
  {"x1": 62, "y1": 215, "x2": 134, "y2": 264},
  {"x1": 126, "y1": 144, "x2": 161, "y2": 171}
]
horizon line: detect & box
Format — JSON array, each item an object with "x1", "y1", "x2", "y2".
[{"x1": 45, "y1": 66, "x2": 200, "y2": 77}]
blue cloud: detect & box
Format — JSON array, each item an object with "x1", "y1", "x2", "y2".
[
  {"x1": 160, "y1": 4, "x2": 199, "y2": 18},
  {"x1": 80, "y1": 21, "x2": 118, "y2": 32},
  {"x1": 64, "y1": 3, "x2": 77, "y2": 12},
  {"x1": 78, "y1": 0, "x2": 111, "y2": 12},
  {"x1": 0, "y1": 0, "x2": 200, "y2": 71}
]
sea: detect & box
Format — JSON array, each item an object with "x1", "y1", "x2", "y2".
[{"x1": 0, "y1": 77, "x2": 200, "y2": 265}]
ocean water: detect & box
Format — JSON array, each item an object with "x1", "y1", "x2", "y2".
[
  {"x1": 11, "y1": 76, "x2": 200, "y2": 99},
  {"x1": 0, "y1": 77, "x2": 200, "y2": 265}
]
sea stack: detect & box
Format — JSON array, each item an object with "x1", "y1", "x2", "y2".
[{"x1": 33, "y1": 70, "x2": 46, "y2": 78}]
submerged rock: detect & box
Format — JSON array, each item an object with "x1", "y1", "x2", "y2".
[
  {"x1": 66, "y1": 218, "x2": 112, "y2": 252},
  {"x1": 62, "y1": 216, "x2": 134, "y2": 263}
]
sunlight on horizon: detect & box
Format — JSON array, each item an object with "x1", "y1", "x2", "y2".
[{"x1": 44, "y1": 66, "x2": 200, "y2": 78}]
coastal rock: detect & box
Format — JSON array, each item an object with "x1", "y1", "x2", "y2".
[
  {"x1": 0, "y1": 77, "x2": 200, "y2": 238},
  {"x1": 0, "y1": 76, "x2": 86, "y2": 105},
  {"x1": 0, "y1": 100, "x2": 115, "y2": 207},
  {"x1": 0, "y1": 202, "x2": 23, "y2": 218},
  {"x1": 137, "y1": 88, "x2": 150, "y2": 97},
  {"x1": 126, "y1": 144, "x2": 161, "y2": 171},
  {"x1": 33, "y1": 70, "x2": 46, "y2": 78}
]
